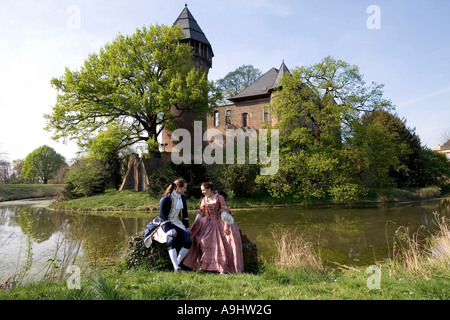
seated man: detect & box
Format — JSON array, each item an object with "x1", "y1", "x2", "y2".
[{"x1": 144, "y1": 178, "x2": 192, "y2": 271}]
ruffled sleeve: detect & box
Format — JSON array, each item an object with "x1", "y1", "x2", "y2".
[
  {"x1": 218, "y1": 194, "x2": 235, "y2": 225},
  {"x1": 217, "y1": 194, "x2": 233, "y2": 215}
]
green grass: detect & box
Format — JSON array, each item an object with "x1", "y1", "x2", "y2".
[
  {"x1": 49, "y1": 189, "x2": 301, "y2": 212},
  {"x1": 2, "y1": 212, "x2": 448, "y2": 300},
  {"x1": 48, "y1": 187, "x2": 449, "y2": 214},
  {"x1": 51, "y1": 189, "x2": 161, "y2": 212},
  {"x1": 0, "y1": 184, "x2": 64, "y2": 202},
  {"x1": 50, "y1": 189, "x2": 204, "y2": 212},
  {"x1": 1, "y1": 264, "x2": 448, "y2": 300}
]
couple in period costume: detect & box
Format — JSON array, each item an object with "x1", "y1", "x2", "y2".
[{"x1": 144, "y1": 179, "x2": 244, "y2": 273}]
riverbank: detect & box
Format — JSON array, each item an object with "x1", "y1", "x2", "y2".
[
  {"x1": 48, "y1": 187, "x2": 447, "y2": 213},
  {"x1": 49, "y1": 189, "x2": 302, "y2": 212},
  {"x1": 0, "y1": 184, "x2": 63, "y2": 202},
  {"x1": 1, "y1": 183, "x2": 444, "y2": 211},
  {"x1": 1, "y1": 199, "x2": 448, "y2": 300},
  {"x1": 1, "y1": 262, "x2": 449, "y2": 300}
]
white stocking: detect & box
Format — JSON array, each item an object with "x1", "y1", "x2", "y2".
[
  {"x1": 168, "y1": 248, "x2": 179, "y2": 270},
  {"x1": 177, "y1": 247, "x2": 190, "y2": 265}
]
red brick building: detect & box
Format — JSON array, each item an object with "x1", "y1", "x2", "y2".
[
  {"x1": 207, "y1": 61, "x2": 289, "y2": 135},
  {"x1": 161, "y1": 5, "x2": 289, "y2": 153}
]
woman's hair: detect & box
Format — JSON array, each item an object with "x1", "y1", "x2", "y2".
[
  {"x1": 164, "y1": 178, "x2": 187, "y2": 195},
  {"x1": 201, "y1": 182, "x2": 214, "y2": 191}
]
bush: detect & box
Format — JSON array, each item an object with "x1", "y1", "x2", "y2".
[
  {"x1": 329, "y1": 183, "x2": 367, "y2": 203},
  {"x1": 416, "y1": 186, "x2": 441, "y2": 199},
  {"x1": 209, "y1": 163, "x2": 259, "y2": 198},
  {"x1": 64, "y1": 158, "x2": 109, "y2": 199}
]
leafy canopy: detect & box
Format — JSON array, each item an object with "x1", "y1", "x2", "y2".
[
  {"x1": 45, "y1": 24, "x2": 216, "y2": 156},
  {"x1": 272, "y1": 56, "x2": 393, "y2": 148},
  {"x1": 22, "y1": 145, "x2": 66, "y2": 184},
  {"x1": 257, "y1": 56, "x2": 395, "y2": 203},
  {"x1": 215, "y1": 65, "x2": 262, "y2": 104}
]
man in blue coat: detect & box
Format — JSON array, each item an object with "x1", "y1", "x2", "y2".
[{"x1": 144, "y1": 178, "x2": 192, "y2": 271}]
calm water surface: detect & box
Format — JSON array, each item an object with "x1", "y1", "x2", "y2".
[{"x1": 1, "y1": 198, "x2": 449, "y2": 280}]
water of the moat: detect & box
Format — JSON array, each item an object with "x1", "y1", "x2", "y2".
[{"x1": 1, "y1": 197, "x2": 449, "y2": 279}]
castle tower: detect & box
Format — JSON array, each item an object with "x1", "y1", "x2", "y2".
[
  {"x1": 161, "y1": 5, "x2": 213, "y2": 154},
  {"x1": 174, "y1": 4, "x2": 214, "y2": 74}
]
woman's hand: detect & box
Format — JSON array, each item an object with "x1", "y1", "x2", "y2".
[{"x1": 224, "y1": 221, "x2": 230, "y2": 236}]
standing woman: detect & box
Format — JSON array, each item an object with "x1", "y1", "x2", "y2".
[
  {"x1": 143, "y1": 178, "x2": 192, "y2": 271},
  {"x1": 183, "y1": 182, "x2": 244, "y2": 274}
]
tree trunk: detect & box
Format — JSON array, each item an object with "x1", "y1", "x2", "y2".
[{"x1": 119, "y1": 154, "x2": 149, "y2": 192}]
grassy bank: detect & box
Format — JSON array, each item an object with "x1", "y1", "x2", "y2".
[
  {"x1": 49, "y1": 189, "x2": 302, "y2": 212},
  {"x1": 0, "y1": 184, "x2": 64, "y2": 202},
  {"x1": 1, "y1": 214, "x2": 448, "y2": 300},
  {"x1": 49, "y1": 187, "x2": 446, "y2": 213},
  {"x1": 1, "y1": 263, "x2": 448, "y2": 300}
]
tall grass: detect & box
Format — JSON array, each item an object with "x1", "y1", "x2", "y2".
[
  {"x1": 390, "y1": 212, "x2": 450, "y2": 279},
  {"x1": 271, "y1": 227, "x2": 324, "y2": 272},
  {"x1": 427, "y1": 213, "x2": 450, "y2": 268}
]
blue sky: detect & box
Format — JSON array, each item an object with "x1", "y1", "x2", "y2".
[{"x1": 0, "y1": 0, "x2": 449, "y2": 162}]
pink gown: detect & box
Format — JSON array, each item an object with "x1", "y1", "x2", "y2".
[{"x1": 183, "y1": 194, "x2": 244, "y2": 273}]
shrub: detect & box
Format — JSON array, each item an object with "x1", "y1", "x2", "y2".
[
  {"x1": 329, "y1": 183, "x2": 367, "y2": 203},
  {"x1": 416, "y1": 186, "x2": 441, "y2": 199},
  {"x1": 64, "y1": 158, "x2": 109, "y2": 199},
  {"x1": 209, "y1": 163, "x2": 259, "y2": 198}
]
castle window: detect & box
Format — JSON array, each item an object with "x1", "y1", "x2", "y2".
[
  {"x1": 263, "y1": 108, "x2": 269, "y2": 122},
  {"x1": 214, "y1": 111, "x2": 219, "y2": 127},
  {"x1": 225, "y1": 110, "x2": 231, "y2": 125},
  {"x1": 193, "y1": 41, "x2": 199, "y2": 55},
  {"x1": 242, "y1": 113, "x2": 248, "y2": 127}
]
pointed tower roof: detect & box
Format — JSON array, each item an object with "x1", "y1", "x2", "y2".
[
  {"x1": 271, "y1": 61, "x2": 290, "y2": 89},
  {"x1": 173, "y1": 4, "x2": 211, "y2": 47},
  {"x1": 229, "y1": 61, "x2": 290, "y2": 102}
]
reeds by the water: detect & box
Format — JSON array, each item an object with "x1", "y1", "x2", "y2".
[
  {"x1": 390, "y1": 212, "x2": 450, "y2": 279},
  {"x1": 271, "y1": 227, "x2": 324, "y2": 272}
]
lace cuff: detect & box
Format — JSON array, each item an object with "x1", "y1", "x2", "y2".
[{"x1": 221, "y1": 211, "x2": 234, "y2": 225}]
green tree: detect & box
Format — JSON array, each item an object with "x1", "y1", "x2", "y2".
[
  {"x1": 359, "y1": 110, "x2": 422, "y2": 188},
  {"x1": 45, "y1": 24, "x2": 216, "y2": 157},
  {"x1": 258, "y1": 56, "x2": 393, "y2": 203},
  {"x1": 346, "y1": 118, "x2": 400, "y2": 189},
  {"x1": 22, "y1": 145, "x2": 66, "y2": 184},
  {"x1": 272, "y1": 56, "x2": 392, "y2": 148},
  {"x1": 215, "y1": 65, "x2": 262, "y2": 104},
  {"x1": 416, "y1": 148, "x2": 450, "y2": 190}
]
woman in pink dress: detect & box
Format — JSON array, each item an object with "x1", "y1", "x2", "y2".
[{"x1": 182, "y1": 182, "x2": 244, "y2": 274}]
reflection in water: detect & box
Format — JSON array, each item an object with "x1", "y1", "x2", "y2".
[
  {"x1": 0, "y1": 200, "x2": 150, "y2": 280},
  {"x1": 1, "y1": 198, "x2": 449, "y2": 281},
  {"x1": 234, "y1": 200, "x2": 450, "y2": 267}
]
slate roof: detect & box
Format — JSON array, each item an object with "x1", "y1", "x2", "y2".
[
  {"x1": 229, "y1": 61, "x2": 290, "y2": 102},
  {"x1": 173, "y1": 4, "x2": 212, "y2": 47}
]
